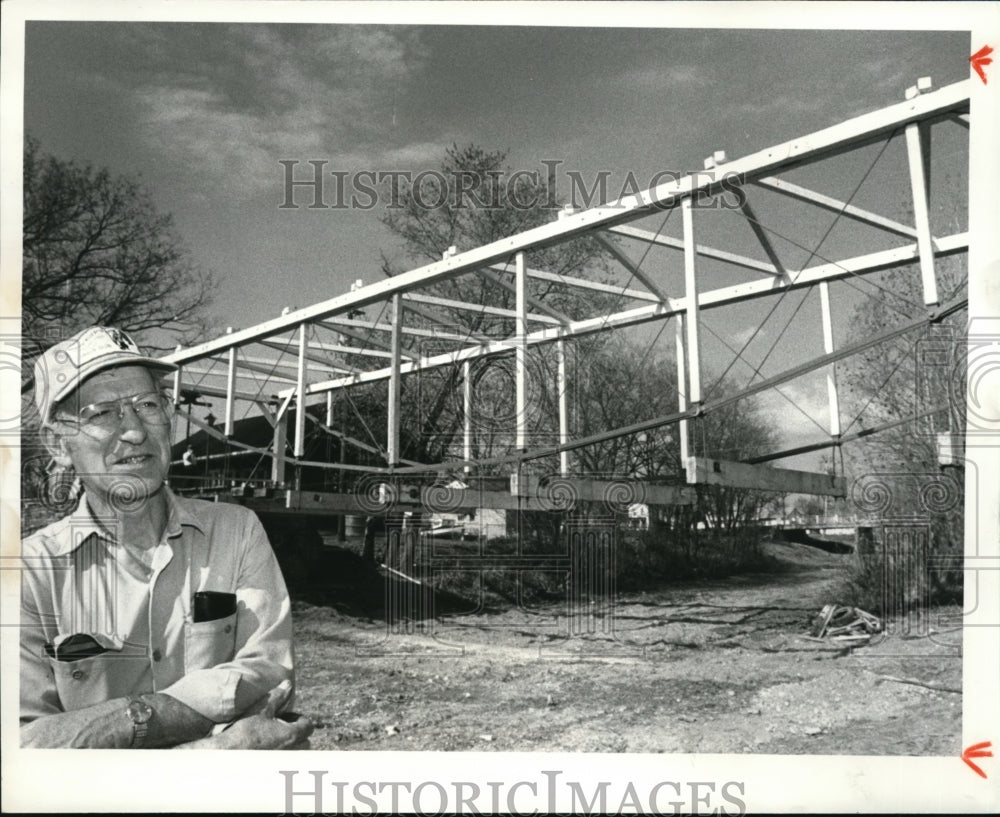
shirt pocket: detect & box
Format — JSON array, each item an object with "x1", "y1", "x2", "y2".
[
  {"x1": 183, "y1": 611, "x2": 238, "y2": 673},
  {"x1": 47, "y1": 650, "x2": 122, "y2": 712}
]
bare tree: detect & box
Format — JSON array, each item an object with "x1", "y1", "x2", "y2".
[
  {"x1": 377, "y1": 143, "x2": 616, "y2": 466},
  {"x1": 839, "y1": 253, "x2": 967, "y2": 605},
  {"x1": 22, "y1": 136, "x2": 216, "y2": 359}
]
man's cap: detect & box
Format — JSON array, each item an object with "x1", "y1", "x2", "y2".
[{"x1": 34, "y1": 326, "x2": 178, "y2": 424}]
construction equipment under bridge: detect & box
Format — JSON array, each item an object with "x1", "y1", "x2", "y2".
[{"x1": 164, "y1": 76, "x2": 973, "y2": 531}]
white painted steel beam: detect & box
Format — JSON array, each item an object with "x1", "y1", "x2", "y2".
[
  {"x1": 387, "y1": 293, "x2": 403, "y2": 466},
  {"x1": 479, "y1": 267, "x2": 572, "y2": 323},
  {"x1": 675, "y1": 313, "x2": 689, "y2": 464},
  {"x1": 737, "y1": 196, "x2": 787, "y2": 277},
  {"x1": 608, "y1": 224, "x2": 780, "y2": 276},
  {"x1": 163, "y1": 80, "x2": 971, "y2": 367},
  {"x1": 283, "y1": 232, "x2": 968, "y2": 400},
  {"x1": 323, "y1": 316, "x2": 491, "y2": 344},
  {"x1": 208, "y1": 355, "x2": 298, "y2": 383},
  {"x1": 395, "y1": 298, "x2": 496, "y2": 344},
  {"x1": 905, "y1": 108, "x2": 940, "y2": 306},
  {"x1": 171, "y1": 351, "x2": 182, "y2": 405},
  {"x1": 819, "y1": 282, "x2": 841, "y2": 438},
  {"x1": 557, "y1": 338, "x2": 569, "y2": 476},
  {"x1": 752, "y1": 177, "x2": 919, "y2": 239},
  {"x1": 176, "y1": 380, "x2": 273, "y2": 403},
  {"x1": 522, "y1": 265, "x2": 661, "y2": 302},
  {"x1": 293, "y1": 324, "x2": 307, "y2": 457},
  {"x1": 272, "y1": 410, "x2": 287, "y2": 484},
  {"x1": 682, "y1": 199, "x2": 702, "y2": 405},
  {"x1": 225, "y1": 329, "x2": 237, "y2": 436},
  {"x1": 257, "y1": 338, "x2": 359, "y2": 375},
  {"x1": 593, "y1": 234, "x2": 671, "y2": 302},
  {"x1": 315, "y1": 321, "x2": 417, "y2": 360},
  {"x1": 463, "y1": 359, "x2": 472, "y2": 473},
  {"x1": 298, "y1": 340, "x2": 396, "y2": 359},
  {"x1": 515, "y1": 252, "x2": 528, "y2": 451},
  {"x1": 403, "y1": 291, "x2": 562, "y2": 324}
]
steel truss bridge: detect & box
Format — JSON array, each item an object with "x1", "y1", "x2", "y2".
[{"x1": 164, "y1": 77, "x2": 972, "y2": 519}]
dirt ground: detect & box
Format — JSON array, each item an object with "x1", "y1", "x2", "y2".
[{"x1": 288, "y1": 539, "x2": 962, "y2": 754}]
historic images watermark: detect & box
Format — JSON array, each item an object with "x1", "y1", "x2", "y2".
[
  {"x1": 279, "y1": 769, "x2": 748, "y2": 816},
  {"x1": 277, "y1": 159, "x2": 747, "y2": 212}
]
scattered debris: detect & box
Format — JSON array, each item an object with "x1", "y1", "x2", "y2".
[
  {"x1": 874, "y1": 674, "x2": 962, "y2": 694},
  {"x1": 810, "y1": 604, "x2": 881, "y2": 643},
  {"x1": 479, "y1": 734, "x2": 494, "y2": 742},
  {"x1": 385, "y1": 723, "x2": 400, "y2": 736}
]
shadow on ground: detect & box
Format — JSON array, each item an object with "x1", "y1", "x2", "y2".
[{"x1": 269, "y1": 533, "x2": 473, "y2": 620}]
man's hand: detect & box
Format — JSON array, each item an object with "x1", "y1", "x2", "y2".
[
  {"x1": 191, "y1": 712, "x2": 313, "y2": 750},
  {"x1": 245, "y1": 678, "x2": 294, "y2": 717},
  {"x1": 174, "y1": 681, "x2": 312, "y2": 750}
]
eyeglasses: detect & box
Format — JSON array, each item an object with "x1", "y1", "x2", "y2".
[{"x1": 55, "y1": 391, "x2": 173, "y2": 439}]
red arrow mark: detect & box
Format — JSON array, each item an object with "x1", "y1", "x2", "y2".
[
  {"x1": 970, "y1": 44, "x2": 993, "y2": 85},
  {"x1": 961, "y1": 741, "x2": 993, "y2": 778}
]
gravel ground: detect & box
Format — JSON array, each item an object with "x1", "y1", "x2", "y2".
[{"x1": 288, "y1": 540, "x2": 962, "y2": 754}]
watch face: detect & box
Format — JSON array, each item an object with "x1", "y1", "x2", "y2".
[{"x1": 126, "y1": 699, "x2": 153, "y2": 724}]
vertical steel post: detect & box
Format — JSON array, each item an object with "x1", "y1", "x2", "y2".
[
  {"x1": 675, "y1": 313, "x2": 689, "y2": 466},
  {"x1": 515, "y1": 251, "x2": 528, "y2": 451},
  {"x1": 271, "y1": 408, "x2": 287, "y2": 484},
  {"x1": 463, "y1": 359, "x2": 472, "y2": 473},
  {"x1": 224, "y1": 327, "x2": 236, "y2": 437},
  {"x1": 819, "y1": 282, "x2": 841, "y2": 438},
  {"x1": 172, "y1": 345, "x2": 182, "y2": 407},
  {"x1": 682, "y1": 198, "x2": 702, "y2": 405},
  {"x1": 905, "y1": 79, "x2": 939, "y2": 307},
  {"x1": 557, "y1": 337, "x2": 569, "y2": 476},
  {"x1": 387, "y1": 293, "x2": 402, "y2": 466},
  {"x1": 294, "y1": 324, "x2": 307, "y2": 457}
]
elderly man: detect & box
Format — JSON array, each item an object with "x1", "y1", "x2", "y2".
[{"x1": 21, "y1": 326, "x2": 312, "y2": 749}]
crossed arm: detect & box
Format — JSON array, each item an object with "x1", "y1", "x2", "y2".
[
  {"x1": 19, "y1": 510, "x2": 312, "y2": 749},
  {"x1": 20, "y1": 692, "x2": 215, "y2": 749},
  {"x1": 20, "y1": 682, "x2": 311, "y2": 749}
]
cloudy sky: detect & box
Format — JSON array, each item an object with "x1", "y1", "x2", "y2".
[{"x1": 21, "y1": 11, "x2": 972, "y2": 458}]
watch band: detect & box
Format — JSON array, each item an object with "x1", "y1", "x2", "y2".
[{"x1": 125, "y1": 697, "x2": 153, "y2": 748}]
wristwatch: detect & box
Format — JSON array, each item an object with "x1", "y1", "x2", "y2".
[{"x1": 125, "y1": 697, "x2": 153, "y2": 748}]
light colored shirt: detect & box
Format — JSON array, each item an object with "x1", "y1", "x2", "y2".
[{"x1": 20, "y1": 489, "x2": 293, "y2": 726}]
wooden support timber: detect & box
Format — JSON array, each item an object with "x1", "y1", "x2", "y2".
[{"x1": 686, "y1": 456, "x2": 847, "y2": 497}]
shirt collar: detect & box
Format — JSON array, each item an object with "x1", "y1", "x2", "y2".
[
  {"x1": 164, "y1": 490, "x2": 206, "y2": 538},
  {"x1": 47, "y1": 486, "x2": 204, "y2": 556}
]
